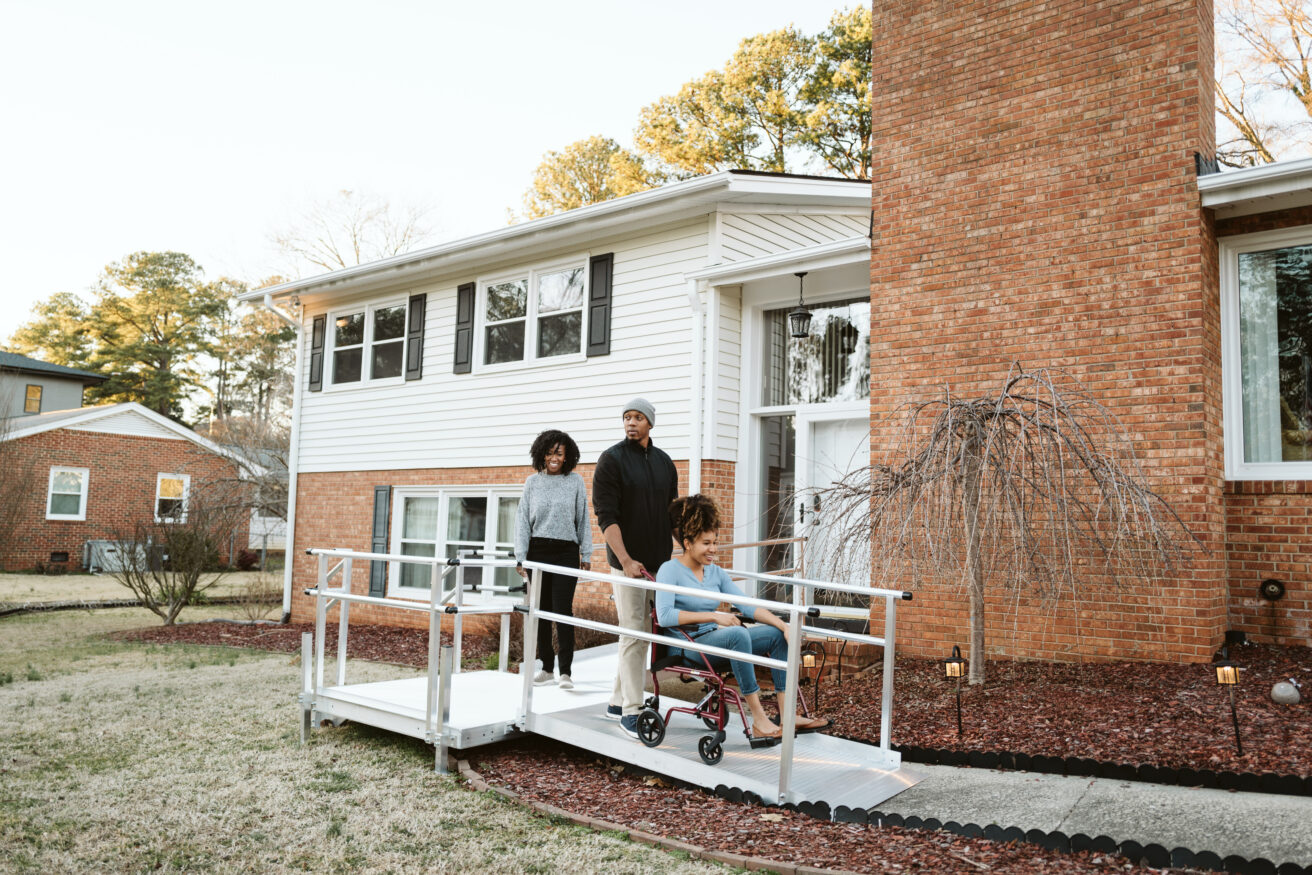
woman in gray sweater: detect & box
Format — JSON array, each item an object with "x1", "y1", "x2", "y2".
[{"x1": 515, "y1": 429, "x2": 592, "y2": 689}]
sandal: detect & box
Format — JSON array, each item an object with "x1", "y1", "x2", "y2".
[
  {"x1": 794, "y1": 717, "x2": 830, "y2": 734},
  {"x1": 747, "y1": 723, "x2": 782, "y2": 748}
]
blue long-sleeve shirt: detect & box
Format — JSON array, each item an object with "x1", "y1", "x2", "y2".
[{"x1": 654, "y1": 559, "x2": 753, "y2": 636}]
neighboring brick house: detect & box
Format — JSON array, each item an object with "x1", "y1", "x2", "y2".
[
  {"x1": 0, "y1": 402, "x2": 251, "y2": 572},
  {"x1": 243, "y1": 170, "x2": 874, "y2": 630}
]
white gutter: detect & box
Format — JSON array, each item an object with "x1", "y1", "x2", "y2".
[
  {"x1": 687, "y1": 279, "x2": 705, "y2": 495},
  {"x1": 263, "y1": 293, "x2": 300, "y2": 328},
  {"x1": 1198, "y1": 155, "x2": 1312, "y2": 214}
]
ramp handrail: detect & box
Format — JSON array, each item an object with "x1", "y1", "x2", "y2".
[{"x1": 301, "y1": 546, "x2": 910, "y2": 802}]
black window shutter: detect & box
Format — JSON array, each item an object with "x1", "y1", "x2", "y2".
[
  {"x1": 309, "y1": 315, "x2": 326, "y2": 391},
  {"x1": 586, "y1": 253, "x2": 614, "y2": 357},
  {"x1": 369, "y1": 485, "x2": 391, "y2": 597},
  {"x1": 453, "y1": 282, "x2": 475, "y2": 374},
  {"x1": 405, "y1": 293, "x2": 426, "y2": 381}
]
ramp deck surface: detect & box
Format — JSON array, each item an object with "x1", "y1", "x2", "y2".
[{"x1": 311, "y1": 644, "x2": 921, "y2": 809}]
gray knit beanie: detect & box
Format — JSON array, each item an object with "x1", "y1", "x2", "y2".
[{"x1": 622, "y1": 397, "x2": 655, "y2": 427}]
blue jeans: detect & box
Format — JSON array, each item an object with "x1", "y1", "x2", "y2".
[{"x1": 668, "y1": 624, "x2": 786, "y2": 696}]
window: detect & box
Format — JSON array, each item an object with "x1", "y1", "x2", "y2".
[
  {"x1": 330, "y1": 302, "x2": 408, "y2": 385},
  {"x1": 762, "y1": 297, "x2": 870, "y2": 405},
  {"x1": 1221, "y1": 227, "x2": 1312, "y2": 479},
  {"x1": 46, "y1": 467, "x2": 89, "y2": 521},
  {"x1": 390, "y1": 487, "x2": 520, "y2": 601},
  {"x1": 480, "y1": 264, "x2": 586, "y2": 366},
  {"x1": 155, "y1": 473, "x2": 190, "y2": 522},
  {"x1": 24, "y1": 384, "x2": 41, "y2": 414}
]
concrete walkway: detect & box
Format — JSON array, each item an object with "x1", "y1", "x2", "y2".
[{"x1": 878, "y1": 762, "x2": 1312, "y2": 867}]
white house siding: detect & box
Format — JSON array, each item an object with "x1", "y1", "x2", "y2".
[
  {"x1": 294, "y1": 220, "x2": 709, "y2": 473},
  {"x1": 713, "y1": 284, "x2": 742, "y2": 461},
  {"x1": 68, "y1": 410, "x2": 186, "y2": 440},
  {"x1": 719, "y1": 211, "x2": 868, "y2": 262}
]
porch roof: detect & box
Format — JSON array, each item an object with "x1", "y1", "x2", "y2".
[
  {"x1": 684, "y1": 234, "x2": 869, "y2": 287},
  {"x1": 1198, "y1": 155, "x2": 1312, "y2": 218}
]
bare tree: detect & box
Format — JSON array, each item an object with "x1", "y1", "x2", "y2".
[
  {"x1": 107, "y1": 490, "x2": 247, "y2": 625},
  {"x1": 811, "y1": 366, "x2": 1200, "y2": 684},
  {"x1": 1216, "y1": 0, "x2": 1312, "y2": 166},
  {"x1": 271, "y1": 190, "x2": 435, "y2": 277}
]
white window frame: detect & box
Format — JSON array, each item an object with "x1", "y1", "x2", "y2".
[
  {"x1": 475, "y1": 258, "x2": 588, "y2": 372},
  {"x1": 46, "y1": 466, "x2": 89, "y2": 521},
  {"x1": 1219, "y1": 224, "x2": 1312, "y2": 480},
  {"x1": 326, "y1": 298, "x2": 410, "y2": 389},
  {"x1": 154, "y1": 473, "x2": 191, "y2": 523},
  {"x1": 388, "y1": 485, "x2": 522, "y2": 604}
]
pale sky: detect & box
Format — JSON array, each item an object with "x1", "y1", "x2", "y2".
[{"x1": 0, "y1": 1, "x2": 843, "y2": 343}]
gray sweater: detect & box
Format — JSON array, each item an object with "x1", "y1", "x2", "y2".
[{"x1": 514, "y1": 471, "x2": 592, "y2": 563}]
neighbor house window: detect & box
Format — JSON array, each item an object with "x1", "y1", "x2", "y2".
[
  {"x1": 155, "y1": 473, "x2": 190, "y2": 522},
  {"x1": 330, "y1": 301, "x2": 408, "y2": 385},
  {"x1": 46, "y1": 467, "x2": 89, "y2": 521},
  {"x1": 24, "y1": 384, "x2": 42, "y2": 414},
  {"x1": 390, "y1": 487, "x2": 520, "y2": 601},
  {"x1": 1222, "y1": 227, "x2": 1312, "y2": 479},
  {"x1": 480, "y1": 263, "x2": 585, "y2": 366}
]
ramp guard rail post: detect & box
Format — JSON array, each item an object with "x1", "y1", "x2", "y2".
[{"x1": 299, "y1": 548, "x2": 911, "y2": 800}]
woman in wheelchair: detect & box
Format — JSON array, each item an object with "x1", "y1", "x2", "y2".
[{"x1": 655, "y1": 494, "x2": 829, "y2": 741}]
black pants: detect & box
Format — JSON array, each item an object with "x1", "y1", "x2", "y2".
[{"x1": 528, "y1": 537, "x2": 579, "y2": 676}]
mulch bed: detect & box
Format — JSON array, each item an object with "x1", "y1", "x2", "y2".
[{"x1": 118, "y1": 620, "x2": 1312, "y2": 874}]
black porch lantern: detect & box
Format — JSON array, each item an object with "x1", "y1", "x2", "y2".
[
  {"x1": 789, "y1": 271, "x2": 811, "y2": 338},
  {"x1": 1213, "y1": 645, "x2": 1244, "y2": 756},
  {"x1": 944, "y1": 645, "x2": 966, "y2": 736}
]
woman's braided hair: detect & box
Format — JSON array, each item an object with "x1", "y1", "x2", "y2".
[{"x1": 669, "y1": 493, "x2": 721, "y2": 547}]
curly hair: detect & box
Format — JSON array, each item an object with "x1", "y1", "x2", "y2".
[
  {"x1": 668, "y1": 493, "x2": 722, "y2": 546},
  {"x1": 529, "y1": 429, "x2": 580, "y2": 474}
]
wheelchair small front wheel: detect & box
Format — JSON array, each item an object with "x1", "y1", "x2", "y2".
[
  {"x1": 636, "y1": 709, "x2": 665, "y2": 747},
  {"x1": 697, "y1": 735, "x2": 724, "y2": 765}
]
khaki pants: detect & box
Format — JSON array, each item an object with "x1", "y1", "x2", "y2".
[{"x1": 609, "y1": 567, "x2": 652, "y2": 717}]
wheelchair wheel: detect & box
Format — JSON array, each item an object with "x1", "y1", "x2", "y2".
[
  {"x1": 636, "y1": 708, "x2": 665, "y2": 747},
  {"x1": 697, "y1": 735, "x2": 724, "y2": 765}
]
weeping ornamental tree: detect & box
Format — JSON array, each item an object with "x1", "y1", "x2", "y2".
[{"x1": 811, "y1": 366, "x2": 1199, "y2": 684}]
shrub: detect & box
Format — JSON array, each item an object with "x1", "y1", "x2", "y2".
[{"x1": 236, "y1": 549, "x2": 259, "y2": 571}]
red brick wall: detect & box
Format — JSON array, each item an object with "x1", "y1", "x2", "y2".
[
  {"x1": 869, "y1": 0, "x2": 1224, "y2": 664},
  {"x1": 289, "y1": 459, "x2": 738, "y2": 631},
  {"x1": 1213, "y1": 211, "x2": 1312, "y2": 646},
  {"x1": 0, "y1": 429, "x2": 248, "y2": 571}
]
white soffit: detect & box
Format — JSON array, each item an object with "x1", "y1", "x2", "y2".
[{"x1": 1199, "y1": 156, "x2": 1312, "y2": 218}]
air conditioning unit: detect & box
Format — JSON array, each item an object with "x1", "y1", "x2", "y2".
[{"x1": 83, "y1": 540, "x2": 149, "y2": 573}]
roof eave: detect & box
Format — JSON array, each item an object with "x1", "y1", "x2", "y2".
[
  {"x1": 240, "y1": 172, "x2": 871, "y2": 304},
  {"x1": 1199, "y1": 156, "x2": 1312, "y2": 218}
]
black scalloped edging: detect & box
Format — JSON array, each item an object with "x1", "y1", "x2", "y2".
[
  {"x1": 884, "y1": 742, "x2": 1312, "y2": 798},
  {"x1": 708, "y1": 782, "x2": 1312, "y2": 874},
  {"x1": 853, "y1": 809, "x2": 1312, "y2": 875}
]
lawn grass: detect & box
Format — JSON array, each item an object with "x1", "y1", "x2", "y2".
[
  {"x1": 0, "y1": 570, "x2": 272, "y2": 608},
  {"x1": 0, "y1": 608, "x2": 721, "y2": 873}
]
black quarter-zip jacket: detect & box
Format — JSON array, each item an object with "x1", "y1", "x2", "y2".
[{"x1": 592, "y1": 436, "x2": 679, "y2": 572}]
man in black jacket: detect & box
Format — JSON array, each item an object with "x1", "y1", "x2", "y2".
[{"x1": 593, "y1": 397, "x2": 678, "y2": 739}]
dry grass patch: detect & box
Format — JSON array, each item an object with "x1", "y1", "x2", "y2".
[
  {"x1": 0, "y1": 571, "x2": 271, "y2": 608},
  {"x1": 0, "y1": 608, "x2": 721, "y2": 874}
]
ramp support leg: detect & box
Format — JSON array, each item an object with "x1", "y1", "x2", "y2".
[
  {"x1": 436, "y1": 643, "x2": 453, "y2": 774},
  {"x1": 300, "y1": 632, "x2": 313, "y2": 744}
]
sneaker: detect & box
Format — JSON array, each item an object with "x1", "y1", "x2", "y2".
[
  {"x1": 558, "y1": 674, "x2": 573, "y2": 690},
  {"x1": 619, "y1": 714, "x2": 640, "y2": 740},
  {"x1": 605, "y1": 704, "x2": 622, "y2": 720},
  {"x1": 533, "y1": 670, "x2": 553, "y2": 685}
]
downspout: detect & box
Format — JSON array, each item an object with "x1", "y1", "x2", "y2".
[
  {"x1": 687, "y1": 280, "x2": 705, "y2": 494},
  {"x1": 262, "y1": 293, "x2": 303, "y2": 622}
]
